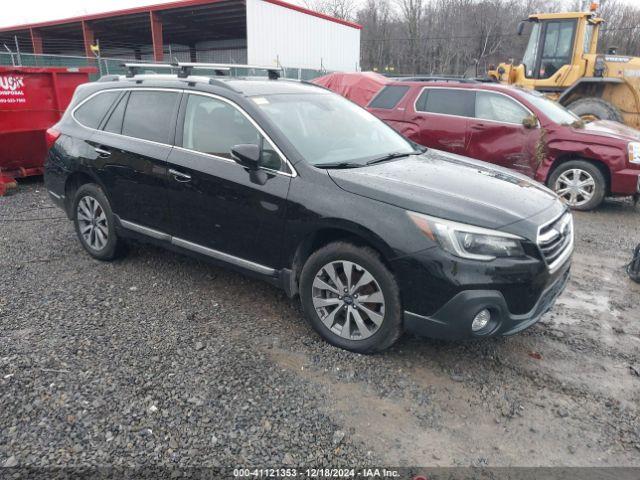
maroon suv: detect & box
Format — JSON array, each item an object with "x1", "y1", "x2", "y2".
[{"x1": 317, "y1": 75, "x2": 640, "y2": 210}]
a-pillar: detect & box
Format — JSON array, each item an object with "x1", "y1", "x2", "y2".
[
  {"x1": 30, "y1": 28, "x2": 43, "y2": 54},
  {"x1": 149, "y1": 11, "x2": 164, "y2": 62},
  {"x1": 81, "y1": 21, "x2": 95, "y2": 58}
]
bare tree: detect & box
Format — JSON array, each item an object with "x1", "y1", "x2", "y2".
[
  {"x1": 355, "y1": 0, "x2": 640, "y2": 76},
  {"x1": 304, "y1": 0, "x2": 358, "y2": 20}
]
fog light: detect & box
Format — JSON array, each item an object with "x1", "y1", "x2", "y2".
[{"x1": 472, "y1": 309, "x2": 491, "y2": 332}]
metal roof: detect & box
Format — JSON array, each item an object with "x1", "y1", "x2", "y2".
[{"x1": 0, "y1": 0, "x2": 362, "y2": 34}]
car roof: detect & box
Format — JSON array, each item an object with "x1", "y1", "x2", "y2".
[
  {"x1": 392, "y1": 79, "x2": 521, "y2": 93},
  {"x1": 389, "y1": 79, "x2": 540, "y2": 102}
]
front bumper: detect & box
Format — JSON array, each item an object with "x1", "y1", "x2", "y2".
[
  {"x1": 611, "y1": 168, "x2": 640, "y2": 195},
  {"x1": 404, "y1": 261, "x2": 570, "y2": 340}
]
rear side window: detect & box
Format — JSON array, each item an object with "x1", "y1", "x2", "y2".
[
  {"x1": 122, "y1": 91, "x2": 180, "y2": 143},
  {"x1": 416, "y1": 89, "x2": 474, "y2": 117},
  {"x1": 74, "y1": 91, "x2": 120, "y2": 129},
  {"x1": 103, "y1": 93, "x2": 128, "y2": 134},
  {"x1": 369, "y1": 85, "x2": 410, "y2": 109}
]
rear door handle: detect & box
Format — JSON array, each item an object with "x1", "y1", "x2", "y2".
[
  {"x1": 168, "y1": 168, "x2": 192, "y2": 182},
  {"x1": 94, "y1": 147, "x2": 111, "y2": 157}
]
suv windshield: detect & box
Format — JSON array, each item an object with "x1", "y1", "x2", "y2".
[
  {"x1": 253, "y1": 92, "x2": 415, "y2": 166},
  {"x1": 519, "y1": 90, "x2": 579, "y2": 125}
]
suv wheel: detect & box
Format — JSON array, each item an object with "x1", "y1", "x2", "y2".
[
  {"x1": 299, "y1": 242, "x2": 402, "y2": 353},
  {"x1": 548, "y1": 160, "x2": 606, "y2": 211},
  {"x1": 73, "y1": 184, "x2": 125, "y2": 261}
]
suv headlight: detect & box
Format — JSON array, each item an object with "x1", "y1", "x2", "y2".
[
  {"x1": 629, "y1": 142, "x2": 640, "y2": 164},
  {"x1": 407, "y1": 211, "x2": 525, "y2": 261}
]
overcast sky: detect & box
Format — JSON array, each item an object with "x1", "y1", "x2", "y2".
[{"x1": 1, "y1": 0, "x2": 637, "y2": 29}]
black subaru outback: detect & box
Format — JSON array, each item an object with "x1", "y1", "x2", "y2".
[{"x1": 44, "y1": 64, "x2": 573, "y2": 353}]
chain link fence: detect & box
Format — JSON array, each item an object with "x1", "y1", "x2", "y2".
[{"x1": 0, "y1": 52, "x2": 327, "y2": 81}]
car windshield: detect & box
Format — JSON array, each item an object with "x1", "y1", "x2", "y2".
[
  {"x1": 252, "y1": 92, "x2": 415, "y2": 166},
  {"x1": 519, "y1": 90, "x2": 579, "y2": 125}
]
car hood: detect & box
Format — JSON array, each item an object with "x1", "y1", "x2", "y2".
[
  {"x1": 328, "y1": 149, "x2": 563, "y2": 239},
  {"x1": 571, "y1": 120, "x2": 640, "y2": 143}
]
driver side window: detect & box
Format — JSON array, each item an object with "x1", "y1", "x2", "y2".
[
  {"x1": 539, "y1": 20, "x2": 576, "y2": 79},
  {"x1": 475, "y1": 92, "x2": 529, "y2": 125},
  {"x1": 182, "y1": 94, "x2": 284, "y2": 171}
]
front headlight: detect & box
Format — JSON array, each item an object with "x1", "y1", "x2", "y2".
[
  {"x1": 629, "y1": 142, "x2": 640, "y2": 164},
  {"x1": 407, "y1": 211, "x2": 525, "y2": 261}
]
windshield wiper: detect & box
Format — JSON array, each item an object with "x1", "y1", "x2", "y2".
[
  {"x1": 316, "y1": 161, "x2": 364, "y2": 169},
  {"x1": 365, "y1": 150, "x2": 423, "y2": 166}
]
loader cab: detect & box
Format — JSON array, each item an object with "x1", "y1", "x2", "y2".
[{"x1": 519, "y1": 12, "x2": 602, "y2": 82}]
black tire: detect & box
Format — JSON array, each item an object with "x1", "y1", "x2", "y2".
[
  {"x1": 299, "y1": 242, "x2": 402, "y2": 353},
  {"x1": 566, "y1": 97, "x2": 623, "y2": 123},
  {"x1": 72, "y1": 183, "x2": 125, "y2": 261},
  {"x1": 547, "y1": 160, "x2": 607, "y2": 211}
]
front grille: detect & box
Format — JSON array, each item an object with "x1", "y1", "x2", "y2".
[{"x1": 537, "y1": 212, "x2": 574, "y2": 273}]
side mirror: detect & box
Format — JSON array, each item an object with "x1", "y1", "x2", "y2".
[
  {"x1": 517, "y1": 21, "x2": 526, "y2": 36},
  {"x1": 522, "y1": 114, "x2": 538, "y2": 129},
  {"x1": 231, "y1": 144, "x2": 260, "y2": 170}
]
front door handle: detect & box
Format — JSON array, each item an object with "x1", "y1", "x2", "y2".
[
  {"x1": 168, "y1": 168, "x2": 192, "y2": 182},
  {"x1": 94, "y1": 147, "x2": 111, "y2": 157}
]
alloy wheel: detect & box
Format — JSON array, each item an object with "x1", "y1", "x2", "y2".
[
  {"x1": 77, "y1": 195, "x2": 109, "y2": 251},
  {"x1": 312, "y1": 260, "x2": 385, "y2": 340},
  {"x1": 554, "y1": 168, "x2": 596, "y2": 208}
]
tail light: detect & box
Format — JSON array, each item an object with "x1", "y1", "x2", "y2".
[{"x1": 45, "y1": 128, "x2": 61, "y2": 150}]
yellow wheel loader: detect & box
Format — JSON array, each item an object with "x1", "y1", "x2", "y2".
[{"x1": 488, "y1": 7, "x2": 640, "y2": 128}]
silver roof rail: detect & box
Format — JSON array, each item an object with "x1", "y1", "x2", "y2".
[
  {"x1": 123, "y1": 63, "x2": 175, "y2": 78},
  {"x1": 175, "y1": 62, "x2": 282, "y2": 80},
  {"x1": 123, "y1": 62, "x2": 282, "y2": 80}
]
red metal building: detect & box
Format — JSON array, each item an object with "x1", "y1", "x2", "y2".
[{"x1": 0, "y1": 0, "x2": 361, "y2": 71}]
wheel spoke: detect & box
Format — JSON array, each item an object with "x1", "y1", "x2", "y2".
[
  {"x1": 313, "y1": 297, "x2": 342, "y2": 309},
  {"x1": 323, "y1": 263, "x2": 345, "y2": 292},
  {"x1": 341, "y1": 308, "x2": 353, "y2": 339},
  {"x1": 569, "y1": 191, "x2": 578, "y2": 205},
  {"x1": 79, "y1": 201, "x2": 92, "y2": 220},
  {"x1": 351, "y1": 271, "x2": 374, "y2": 293},
  {"x1": 359, "y1": 304, "x2": 384, "y2": 327},
  {"x1": 320, "y1": 305, "x2": 341, "y2": 330},
  {"x1": 313, "y1": 277, "x2": 340, "y2": 295},
  {"x1": 578, "y1": 188, "x2": 593, "y2": 198},
  {"x1": 77, "y1": 210, "x2": 92, "y2": 222},
  {"x1": 95, "y1": 227, "x2": 107, "y2": 248},
  {"x1": 351, "y1": 308, "x2": 372, "y2": 339},
  {"x1": 358, "y1": 291, "x2": 384, "y2": 304},
  {"x1": 342, "y1": 261, "x2": 355, "y2": 290}
]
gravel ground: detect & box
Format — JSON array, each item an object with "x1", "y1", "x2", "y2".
[{"x1": 1, "y1": 179, "x2": 639, "y2": 472}]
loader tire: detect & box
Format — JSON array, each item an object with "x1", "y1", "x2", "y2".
[{"x1": 566, "y1": 97, "x2": 623, "y2": 123}]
